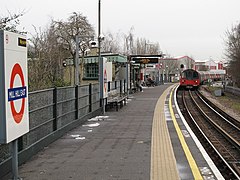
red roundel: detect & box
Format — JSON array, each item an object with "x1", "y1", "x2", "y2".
[{"x1": 9, "y1": 63, "x2": 25, "y2": 124}]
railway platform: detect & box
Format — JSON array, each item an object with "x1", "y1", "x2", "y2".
[{"x1": 3, "y1": 84, "x2": 223, "y2": 180}]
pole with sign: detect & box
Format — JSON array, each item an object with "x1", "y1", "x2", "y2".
[{"x1": 0, "y1": 30, "x2": 29, "y2": 180}]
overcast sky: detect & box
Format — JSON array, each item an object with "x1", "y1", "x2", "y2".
[{"x1": 1, "y1": 0, "x2": 240, "y2": 60}]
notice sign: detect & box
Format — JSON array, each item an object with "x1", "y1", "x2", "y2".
[{"x1": 0, "y1": 30, "x2": 29, "y2": 144}]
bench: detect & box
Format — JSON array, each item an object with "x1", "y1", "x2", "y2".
[{"x1": 106, "y1": 89, "x2": 127, "y2": 111}]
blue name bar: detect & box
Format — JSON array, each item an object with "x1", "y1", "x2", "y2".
[{"x1": 8, "y1": 86, "x2": 27, "y2": 101}]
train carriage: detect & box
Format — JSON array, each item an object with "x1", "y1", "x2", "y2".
[
  {"x1": 198, "y1": 71, "x2": 223, "y2": 83},
  {"x1": 180, "y1": 69, "x2": 225, "y2": 89},
  {"x1": 180, "y1": 69, "x2": 200, "y2": 89}
]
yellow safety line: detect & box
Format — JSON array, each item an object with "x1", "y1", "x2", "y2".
[
  {"x1": 169, "y1": 88, "x2": 203, "y2": 180},
  {"x1": 151, "y1": 86, "x2": 180, "y2": 180}
]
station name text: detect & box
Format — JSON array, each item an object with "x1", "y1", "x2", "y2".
[{"x1": 8, "y1": 86, "x2": 27, "y2": 101}]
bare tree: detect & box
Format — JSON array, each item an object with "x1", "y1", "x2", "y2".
[
  {"x1": 147, "y1": 42, "x2": 160, "y2": 55},
  {"x1": 123, "y1": 27, "x2": 134, "y2": 55},
  {"x1": 53, "y1": 12, "x2": 94, "y2": 57},
  {"x1": 132, "y1": 38, "x2": 160, "y2": 55},
  {"x1": 0, "y1": 11, "x2": 25, "y2": 33},
  {"x1": 28, "y1": 25, "x2": 70, "y2": 91},
  {"x1": 101, "y1": 31, "x2": 121, "y2": 53},
  {"x1": 28, "y1": 12, "x2": 95, "y2": 90},
  {"x1": 53, "y1": 12, "x2": 95, "y2": 83},
  {"x1": 224, "y1": 23, "x2": 240, "y2": 87}
]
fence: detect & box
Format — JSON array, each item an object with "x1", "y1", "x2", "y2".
[
  {"x1": 225, "y1": 86, "x2": 240, "y2": 96},
  {"x1": 0, "y1": 83, "x2": 101, "y2": 178}
]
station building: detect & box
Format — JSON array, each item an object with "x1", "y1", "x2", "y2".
[
  {"x1": 128, "y1": 55, "x2": 195, "y2": 87},
  {"x1": 195, "y1": 59, "x2": 224, "y2": 71},
  {"x1": 63, "y1": 53, "x2": 127, "y2": 85},
  {"x1": 194, "y1": 59, "x2": 226, "y2": 80}
]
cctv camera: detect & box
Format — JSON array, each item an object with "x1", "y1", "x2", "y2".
[{"x1": 99, "y1": 34, "x2": 105, "y2": 41}]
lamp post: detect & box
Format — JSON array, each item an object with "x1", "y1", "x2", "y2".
[
  {"x1": 158, "y1": 63, "x2": 163, "y2": 85},
  {"x1": 98, "y1": 0, "x2": 101, "y2": 62},
  {"x1": 98, "y1": 0, "x2": 105, "y2": 114},
  {"x1": 75, "y1": 36, "x2": 80, "y2": 85},
  {"x1": 166, "y1": 65, "x2": 168, "y2": 82}
]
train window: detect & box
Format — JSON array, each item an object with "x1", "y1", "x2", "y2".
[
  {"x1": 186, "y1": 71, "x2": 193, "y2": 80},
  {"x1": 182, "y1": 70, "x2": 199, "y2": 80},
  {"x1": 182, "y1": 72, "x2": 186, "y2": 78},
  {"x1": 193, "y1": 71, "x2": 199, "y2": 78}
]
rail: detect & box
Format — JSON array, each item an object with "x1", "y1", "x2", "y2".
[{"x1": 177, "y1": 88, "x2": 240, "y2": 179}]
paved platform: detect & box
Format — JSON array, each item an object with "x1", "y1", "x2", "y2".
[{"x1": 4, "y1": 84, "x2": 223, "y2": 180}]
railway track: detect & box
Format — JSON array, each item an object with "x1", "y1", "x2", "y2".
[{"x1": 177, "y1": 89, "x2": 240, "y2": 179}]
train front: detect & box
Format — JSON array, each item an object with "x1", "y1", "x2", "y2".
[{"x1": 180, "y1": 69, "x2": 200, "y2": 89}]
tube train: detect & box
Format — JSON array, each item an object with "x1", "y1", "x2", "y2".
[{"x1": 179, "y1": 69, "x2": 224, "y2": 89}]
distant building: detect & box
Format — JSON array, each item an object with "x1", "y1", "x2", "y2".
[
  {"x1": 158, "y1": 56, "x2": 195, "y2": 82},
  {"x1": 195, "y1": 59, "x2": 226, "y2": 81},
  {"x1": 195, "y1": 59, "x2": 224, "y2": 71},
  {"x1": 129, "y1": 55, "x2": 195, "y2": 83},
  {"x1": 173, "y1": 56, "x2": 195, "y2": 70},
  {"x1": 83, "y1": 53, "x2": 127, "y2": 82},
  {"x1": 62, "y1": 53, "x2": 128, "y2": 85},
  {"x1": 195, "y1": 59, "x2": 223, "y2": 71}
]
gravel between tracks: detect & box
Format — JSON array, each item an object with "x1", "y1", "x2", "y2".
[{"x1": 199, "y1": 86, "x2": 240, "y2": 122}]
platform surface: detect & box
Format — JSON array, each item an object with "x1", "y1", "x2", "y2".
[{"x1": 3, "y1": 84, "x2": 222, "y2": 180}]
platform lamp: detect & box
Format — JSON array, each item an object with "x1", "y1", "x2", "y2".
[{"x1": 98, "y1": 0, "x2": 105, "y2": 114}]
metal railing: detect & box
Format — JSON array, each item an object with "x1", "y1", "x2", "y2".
[
  {"x1": 0, "y1": 83, "x2": 102, "y2": 178},
  {"x1": 0, "y1": 79, "x2": 127, "y2": 178}
]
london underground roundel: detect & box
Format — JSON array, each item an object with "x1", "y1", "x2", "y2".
[
  {"x1": 0, "y1": 30, "x2": 29, "y2": 144},
  {"x1": 8, "y1": 63, "x2": 27, "y2": 123}
]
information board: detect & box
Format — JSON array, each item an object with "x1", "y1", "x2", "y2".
[{"x1": 0, "y1": 30, "x2": 29, "y2": 144}]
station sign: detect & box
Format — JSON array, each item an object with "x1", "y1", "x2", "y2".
[
  {"x1": 0, "y1": 30, "x2": 29, "y2": 144},
  {"x1": 103, "y1": 58, "x2": 112, "y2": 98},
  {"x1": 131, "y1": 57, "x2": 159, "y2": 64}
]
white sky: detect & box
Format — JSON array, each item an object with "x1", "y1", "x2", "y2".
[{"x1": 1, "y1": 0, "x2": 240, "y2": 60}]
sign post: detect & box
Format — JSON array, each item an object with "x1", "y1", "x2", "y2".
[
  {"x1": 0, "y1": 30, "x2": 29, "y2": 179},
  {"x1": 99, "y1": 57, "x2": 109, "y2": 114}
]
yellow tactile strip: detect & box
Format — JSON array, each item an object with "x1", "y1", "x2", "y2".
[
  {"x1": 169, "y1": 88, "x2": 203, "y2": 180},
  {"x1": 151, "y1": 85, "x2": 180, "y2": 180}
]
